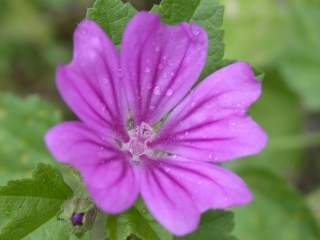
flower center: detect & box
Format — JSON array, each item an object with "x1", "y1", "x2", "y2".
[{"x1": 123, "y1": 122, "x2": 155, "y2": 164}]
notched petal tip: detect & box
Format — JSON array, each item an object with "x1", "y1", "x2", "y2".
[
  {"x1": 74, "y1": 19, "x2": 105, "y2": 40},
  {"x1": 222, "y1": 61, "x2": 268, "y2": 155},
  {"x1": 85, "y1": 164, "x2": 140, "y2": 214},
  {"x1": 182, "y1": 22, "x2": 208, "y2": 45},
  {"x1": 72, "y1": 18, "x2": 117, "y2": 64},
  {"x1": 121, "y1": 11, "x2": 208, "y2": 125},
  {"x1": 131, "y1": 11, "x2": 207, "y2": 45},
  {"x1": 230, "y1": 61, "x2": 263, "y2": 96},
  {"x1": 134, "y1": 10, "x2": 161, "y2": 20}
]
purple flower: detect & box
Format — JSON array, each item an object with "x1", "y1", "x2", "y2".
[{"x1": 45, "y1": 12, "x2": 267, "y2": 236}]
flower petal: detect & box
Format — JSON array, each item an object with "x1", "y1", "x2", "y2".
[
  {"x1": 45, "y1": 121, "x2": 120, "y2": 168},
  {"x1": 121, "y1": 12, "x2": 208, "y2": 125},
  {"x1": 151, "y1": 62, "x2": 267, "y2": 162},
  {"x1": 56, "y1": 20, "x2": 128, "y2": 141},
  {"x1": 84, "y1": 160, "x2": 139, "y2": 214},
  {"x1": 140, "y1": 157, "x2": 200, "y2": 236},
  {"x1": 140, "y1": 156, "x2": 252, "y2": 236},
  {"x1": 45, "y1": 121, "x2": 139, "y2": 213}
]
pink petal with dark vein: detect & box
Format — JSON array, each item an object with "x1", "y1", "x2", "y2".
[
  {"x1": 121, "y1": 12, "x2": 208, "y2": 125},
  {"x1": 56, "y1": 20, "x2": 128, "y2": 141},
  {"x1": 151, "y1": 62, "x2": 267, "y2": 162},
  {"x1": 140, "y1": 156, "x2": 252, "y2": 236},
  {"x1": 45, "y1": 121, "x2": 139, "y2": 213}
]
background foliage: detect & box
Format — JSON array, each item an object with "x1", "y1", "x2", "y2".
[{"x1": 0, "y1": 0, "x2": 320, "y2": 239}]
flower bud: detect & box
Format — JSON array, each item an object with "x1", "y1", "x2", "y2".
[
  {"x1": 61, "y1": 197, "x2": 97, "y2": 236},
  {"x1": 71, "y1": 212, "x2": 85, "y2": 226}
]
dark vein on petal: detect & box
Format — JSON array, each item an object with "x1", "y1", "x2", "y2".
[
  {"x1": 78, "y1": 67, "x2": 116, "y2": 122},
  {"x1": 142, "y1": 48, "x2": 164, "y2": 121},
  {"x1": 176, "y1": 136, "x2": 233, "y2": 143},
  {"x1": 97, "y1": 51, "x2": 121, "y2": 121},
  {"x1": 173, "y1": 91, "x2": 229, "y2": 125},
  {"x1": 72, "y1": 138, "x2": 117, "y2": 152},
  {"x1": 152, "y1": 42, "x2": 192, "y2": 113},
  {"x1": 155, "y1": 164, "x2": 191, "y2": 197},
  {"x1": 136, "y1": 31, "x2": 157, "y2": 122},
  {"x1": 162, "y1": 161, "x2": 230, "y2": 201},
  {"x1": 62, "y1": 70, "x2": 112, "y2": 128},
  {"x1": 104, "y1": 160, "x2": 129, "y2": 188},
  {"x1": 148, "y1": 167, "x2": 175, "y2": 206}
]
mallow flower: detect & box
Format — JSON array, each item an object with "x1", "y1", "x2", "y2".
[{"x1": 45, "y1": 12, "x2": 267, "y2": 236}]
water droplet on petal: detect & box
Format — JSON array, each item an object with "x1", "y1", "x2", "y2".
[
  {"x1": 80, "y1": 29, "x2": 87, "y2": 35},
  {"x1": 158, "y1": 63, "x2": 164, "y2": 70},
  {"x1": 153, "y1": 86, "x2": 161, "y2": 95},
  {"x1": 101, "y1": 136, "x2": 107, "y2": 142},
  {"x1": 166, "y1": 89, "x2": 173, "y2": 96},
  {"x1": 101, "y1": 77, "x2": 108, "y2": 84},
  {"x1": 191, "y1": 24, "x2": 201, "y2": 37},
  {"x1": 144, "y1": 67, "x2": 151, "y2": 73},
  {"x1": 230, "y1": 121, "x2": 236, "y2": 127},
  {"x1": 117, "y1": 68, "x2": 123, "y2": 77}
]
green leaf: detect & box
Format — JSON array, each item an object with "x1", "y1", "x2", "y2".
[
  {"x1": 106, "y1": 200, "x2": 235, "y2": 240},
  {"x1": 106, "y1": 201, "x2": 172, "y2": 240},
  {"x1": 0, "y1": 92, "x2": 61, "y2": 185},
  {"x1": 177, "y1": 211, "x2": 236, "y2": 240},
  {"x1": 279, "y1": 0, "x2": 320, "y2": 110},
  {"x1": 221, "y1": 0, "x2": 320, "y2": 110},
  {"x1": 221, "y1": 0, "x2": 290, "y2": 65},
  {"x1": 155, "y1": 0, "x2": 225, "y2": 78},
  {"x1": 24, "y1": 219, "x2": 71, "y2": 240},
  {"x1": 227, "y1": 69, "x2": 303, "y2": 177},
  {"x1": 86, "y1": 0, "x2": 137, "y2": 46},
  {"x1": 0, "y1": 164, "x2": 73, "y2": 240},
  {"x1": 233, "y1": 168, "x2": 320, "y2": 240},
  {"x1": 307, "y1": 189, "x2": 320, "y2": 225}
]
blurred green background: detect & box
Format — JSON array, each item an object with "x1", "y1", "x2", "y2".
[{"x1": 0, "y1": 0, "x2": 320, "y2": 239}]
